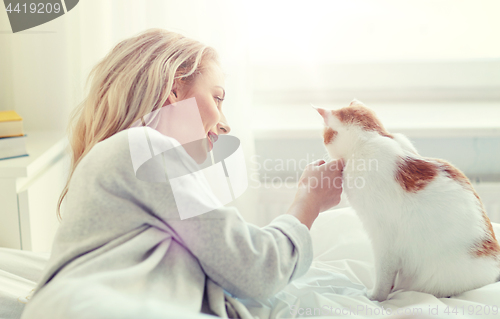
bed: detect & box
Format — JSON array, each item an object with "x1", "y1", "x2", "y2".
[
  {"x1": 0, "y1": 247, "x2": 48, "y2": 319},
  {"x1": 2, "y1": 207, "x2": 500, "y2": 319}
]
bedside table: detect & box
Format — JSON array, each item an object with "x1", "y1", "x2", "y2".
[{"x1": 0, "y1": 131, "x2": 69, "y2": 252}]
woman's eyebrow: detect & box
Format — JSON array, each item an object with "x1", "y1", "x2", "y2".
[{"x1": 215, "y1": 85, "x2": 226, "y2": 98}]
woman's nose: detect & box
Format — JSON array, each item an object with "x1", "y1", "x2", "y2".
[
  {"x1": 217, "y1": 121, "x2": 231, "y2": 134},
  {"x1": 217, "y1": 113, "x2": 231, "y2": 134}
]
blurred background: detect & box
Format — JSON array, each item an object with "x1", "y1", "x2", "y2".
[{"x1": 0, "y1": 0, "x2": 499, "y2": 249}]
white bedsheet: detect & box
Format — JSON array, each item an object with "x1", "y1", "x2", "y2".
[
  {"x1": 2, "y1": 207, "x2": 500, "y2": 319},
  {"x1": 0, "y1": 248, "x2": 49, "y2": 319},
  {"x1": 243, "y1": 207, "x2": 500, "y2": 319}
]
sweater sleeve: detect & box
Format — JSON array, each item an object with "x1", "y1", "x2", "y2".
[
  {"x1": 128, "y1": 129, "x2": 314, "y2": 300},
  {"x1": 166, "y1": 207, "x2": 313, "y2": 300}
]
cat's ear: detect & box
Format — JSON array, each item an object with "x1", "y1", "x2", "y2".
[
  {"x1": 349, "y1": 99, "x2": 365, "y2": 107},
  {"x1": 312, "y1": 105, "x2": 329, "y2": 123}
]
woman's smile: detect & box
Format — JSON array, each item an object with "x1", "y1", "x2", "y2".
[{"x1": 208, "y1": 131, "x2": 218, "y2": 151}]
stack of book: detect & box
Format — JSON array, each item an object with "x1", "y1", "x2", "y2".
[{"x1": 0, "y1": 110, "x2": 28, "y2": 160}]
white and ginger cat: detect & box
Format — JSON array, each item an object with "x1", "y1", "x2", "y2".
[{"x1": 315, "y1": 100, "x2": 500, "y2": 301}]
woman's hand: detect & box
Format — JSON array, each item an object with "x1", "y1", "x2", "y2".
[{"x1": 286, "y1": 159, "x2": 344, "y2": 229}]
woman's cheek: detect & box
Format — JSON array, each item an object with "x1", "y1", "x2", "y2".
[{"x1": 208, "y1": 105, "x2": 220, "y2": 128}]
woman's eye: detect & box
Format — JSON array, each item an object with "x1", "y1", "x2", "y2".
[{"x1": 215, "y1": 96, "x2": 224, "y2": 106}]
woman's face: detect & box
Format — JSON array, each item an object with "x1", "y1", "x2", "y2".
[{"x1": 168, "y1": 62, "x2": 230, "y2": 163}]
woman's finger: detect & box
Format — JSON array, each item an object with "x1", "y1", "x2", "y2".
[
  {"x1": 323, "y1": 159, "x2": 344, "y2": 172},
  {"x1": 309, "y1": 159, "x2": 325, "y2": 167}
]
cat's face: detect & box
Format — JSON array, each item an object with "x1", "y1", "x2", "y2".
[{"x1": 315, "y1": 100, "x2": 392, "y2": 159}]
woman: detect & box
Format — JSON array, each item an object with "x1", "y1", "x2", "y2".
[{"x1": 21, "y1": 29, "x2": 344, "y2": 319}]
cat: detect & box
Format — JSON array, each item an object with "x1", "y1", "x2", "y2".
[{"x1": 315, "y1": 99, "x2": 500, "y2": 302}]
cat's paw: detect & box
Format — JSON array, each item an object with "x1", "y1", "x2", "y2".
[{"x1": 367, "y1": 291, "x2": 389, "y2": 302}]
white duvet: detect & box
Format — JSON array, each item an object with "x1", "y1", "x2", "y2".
[
  {"x1": 2, "y1": 207, "x2": 500, "y2": 319},
  {"x1": 243, "y1": 207, "x2": 500, "y2": 319}
]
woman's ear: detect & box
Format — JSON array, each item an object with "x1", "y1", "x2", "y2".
[{"x1": 165, "y1": 82, "x2": 180, "y2": 105}]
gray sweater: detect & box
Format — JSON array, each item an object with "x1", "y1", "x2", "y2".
[{"x1": 21, "y1": 128, "x2": 313, "y2": 319}]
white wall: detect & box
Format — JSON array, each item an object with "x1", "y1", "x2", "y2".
[
  {"x1": 245, "y1": 0, "x2": 500, "y2": 65},
  {"x1": 0, "y1": 14, "x2": 15, "y2": 113}
]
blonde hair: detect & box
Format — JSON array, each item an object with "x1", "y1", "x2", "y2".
[{"x1": 57, "y1": 28, "x2": 219, "y2": 219}]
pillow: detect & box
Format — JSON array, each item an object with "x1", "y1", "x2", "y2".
[{"x1": 0, "y1": 248, "x2": 49, "y2": 319}]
